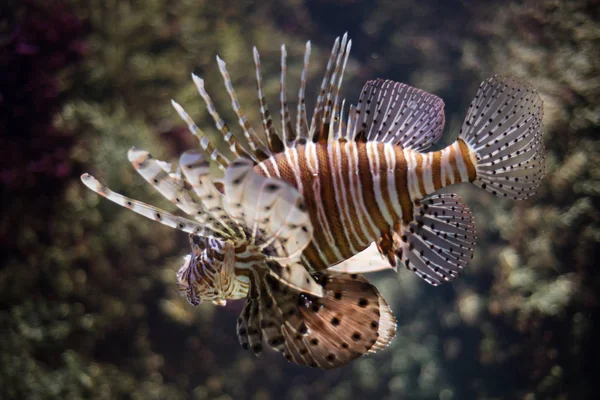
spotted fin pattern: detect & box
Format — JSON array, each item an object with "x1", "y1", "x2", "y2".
[
  {"x1": 238, "y1": 271, "x2": 396, "y2": 369},
  {"x1": 459, "y1": 75, "x2": 545, "y2": 200},
  {"x1": 395, "y1": 193, "x2": 476, "y2": 286},
  {"x1": 80, "y1": 174, "x2": 221, "y2": 238},
  {"x1": 352, "y1": 79, "x2": 445, "y2": 150},
  {"x1": 178, "y1": 150, "x2": 239, "y2": 235},
  {"x1": 224, "y1": 158, "x2": 312, "y2": 261},
  {"x1": 223, "y1": 158, "x2": 321, "y2": 295}
]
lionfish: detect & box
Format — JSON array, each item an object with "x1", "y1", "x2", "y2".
[{"x1": 81, "y1": 33, "x2": 545, "y2": 368}]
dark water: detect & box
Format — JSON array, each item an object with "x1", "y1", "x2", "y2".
[{"x1": 1, "y1": 0, "x2": 598, "y2": 399}]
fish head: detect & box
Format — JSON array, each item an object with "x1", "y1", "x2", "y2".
[{"x1": 176, "y1": 235, "x2": 249, "y2": 305}]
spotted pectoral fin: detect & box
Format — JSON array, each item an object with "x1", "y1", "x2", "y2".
[
  {"x1": 351, "y1": 79, "x2": 445, "y2": 151},
  {"x1": 328, "y1": 242, "x2": 395, "y2": 274},
  {"x1": 80, "y1": 173, "x2": 220, "y2": 238},
  {"x1": 127, "y1": 148, "x2": 202, "y2": 217},
  {"x1": 251, "y1": 271, "x2": 396, "y2": 369},
  {"x1": 224, "y1": 158, "x2": 313, "y2": 261},
  {"x1": 179, "y1": 150, "x2": 238, "y2": 233},
  {"x1": 395, "y1": 193, "x2": 476, "y2": 286}
]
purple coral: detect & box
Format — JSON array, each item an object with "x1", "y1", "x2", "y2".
[{"x1": 0, "y1": 1, "x2": 87, "y2": 190}]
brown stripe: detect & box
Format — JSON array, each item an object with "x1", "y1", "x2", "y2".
[
  {"x1": 431, "y1": 151, "x2": 442, "y2": 190},
  {"x1": 332, "y1": 143, "x2": 365, "y2": 252},
  {"x1": 316, "y1": 144, "x2": 353, "y2": 260},
  {"x1": 338, "y1": 143, "x2": 370, "y2": 246},
  {"x1": 262, "y1": 157, "x2": 278, "y2": 178},
  {"x1": 457, "y1": 138, "x2": 477, "y2": 182},
  {"x1": 393, "y1": 147, "x2": 413, "y2": 224},
  {"x1": 357, "y1": 143, "x2": 389, "y2": 232},
  {"x1": 448, "y1": 145, "x2": 461, "y2": 184},
  {"x1": 297, "y1": 146, "x2": 338, "y2": 268},
  {"x1": 265, "y1": 150, "x2": 299, "y2": 188},
  {"x1": 377, "y1": 144, "x2": 400, "y2": 223},
  {"x1": 347, "y1": 143, "x2": 377, "y2": 240},
  {"x1": 234, "y1": 243, "x2": 248, "y2": 253},
  {"x1": 413, "y1": 151, "x2": 427, "y2": 196},
  {"x1": 260, "y1": 148, "x2": 329, "y2": 269}
]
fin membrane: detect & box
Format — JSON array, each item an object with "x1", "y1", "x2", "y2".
[
  {"x1": 80, "y1": 173, "x2": 221, "y2": 238},
  {"x1": 266, "y1": 261, "x2": 324, "y2": 297},
  {"x1": 238, "y1": 271, "x2": 397, "y2": 369},
  {"x1": 223, "y1": 158, "x2": 313, "y2": 261},
  {"x1": 459, "y1": 75, "x2": 545, "y2": 200},
  {"x1": 352, "y1": 79, "x2": 445, "y2": 151},
  {"x1": 396, "y1": 193, "x2": 476, "y2": 286},
  {"x1": 179, "y1": 150, "x2": 239, "y2": 235}
]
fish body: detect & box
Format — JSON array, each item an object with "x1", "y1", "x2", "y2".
[
  {"x1": 255, "y1": 139, "x2": 477, "y2": 274},
  {"x1": 81, "y1": 33, "x2": 545, "y2": 368}
]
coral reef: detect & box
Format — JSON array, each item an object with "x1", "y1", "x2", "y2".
[{"x1": 0, "y1": 0, "x2": 597, "y2": 399}]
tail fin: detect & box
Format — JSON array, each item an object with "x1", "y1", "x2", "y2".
[{"x1": 459, "y1": 75, "x2": 545, "y2": 200}]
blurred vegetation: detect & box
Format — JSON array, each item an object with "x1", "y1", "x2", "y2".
[{"x1": 1, "y1": 0, "x2": 598, "y2": 399}]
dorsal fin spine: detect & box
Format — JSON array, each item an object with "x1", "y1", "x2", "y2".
[
  {"x1": 253, "y1": 47, "x2": 285, "y2": 154},
  {"x1": 296, "y1": 41, "x2": 311, "y2": 141},
  {"x1": 280, "y1": 45, "x2": 296, "y2": 146}
]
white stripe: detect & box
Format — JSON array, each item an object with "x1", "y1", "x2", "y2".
[
  {"x1": 306, "y1": 143, "x2": 343, "y2": 261},
  {"x1": 284, "y1": 147, "x2": 303, "y2": 195},
  {"x1": 349, "y1": 142, "x2": 379, "y2": 241},
  {"x1": 384, "y1": 144, "x2": 403, "y2": 219},
  {"x1": 256, "y1": 161, "x2": 270, "y2": 177},
  {"x1": 405, "y1": 149, "x2": 421, "y2": 201},
  {"x1": 453, "y1": 142, "x2": 470, "y2": 182},
  {"x1": 440, "y1": 145, "x2": 452, "y2": 185},
  {"x1": 343, "y1": 142, "x2": 373, "y2": 243},
  {"x1": 367, "y1": 143, "x2": 394, "y2": 225},
  {"x1": 423, "y1": 151, "x2": 435, "y2": 195},
  {"x1": 329, "y1": 144, "x2": 361, "y2": 253}
]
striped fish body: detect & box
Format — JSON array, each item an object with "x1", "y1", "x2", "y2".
[
  {"x1": 81, "y1": 33, "x2": 545, "y2": 369},
  {"x1": 256, "y1": 140, "x2": 477, "y2": 271}
]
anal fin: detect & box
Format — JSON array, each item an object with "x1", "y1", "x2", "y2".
[{"x1": 328, "y1": 242, "x2": 395, "y2": 274}]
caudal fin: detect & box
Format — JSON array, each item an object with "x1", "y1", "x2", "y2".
[{"x1": 459, "y1": 75, "x2": 545, "y2": 200}]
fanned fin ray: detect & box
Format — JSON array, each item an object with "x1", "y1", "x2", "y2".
[
  {"x1": 127, "y1": 148, "x2": 213, "y2": 223},
  {"x1": 191, "y1": 74, "x2": 255, "y2": 160},
  {"x1": 253, "y1": 47, "x2": 285, "y2": 154},
  {"x1": 296, "y1": 41, "x2": 312, "y2": 142},
  {"x1": 280, "y1": 45, "x2": 296, "y2": 145},
  {"x1": 459, "y1": 75, "x2": 545, "y2": 200},
  {"x1": 178, "y1": 150, "x2": 240, "y2": 236},
  {"x1": 395, "y1": 193, "x2": 476, "y2": 286},
  {"x1": 240, "y1": 271, "x2": 397, "y2": 369},
  {"x1": 224, "y1": 158, "x2": 313, "y2": 261},
  {"x1": 216, "y1": 55, "x2": 271, "y2": 161},
  {"x1": 310, "y1": 34, "x2": 352, "y2": 144},
  {"x1": 224, "y1": 159, "x2": 320, "y2": 294},
  {"x1": 353, "y1": 79, "x2": 445, "y2": 151},
  {"x1": 170, "y1": 100, "x2": 230, "y2": 169},
  {"x1": 80, "y1": 174, "x2": 221, "y2": 238}
]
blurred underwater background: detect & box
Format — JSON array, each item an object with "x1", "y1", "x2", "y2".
[{"x1": 1, "y1": 0, "x2": 599, "y2": 398}]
